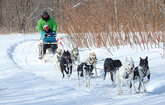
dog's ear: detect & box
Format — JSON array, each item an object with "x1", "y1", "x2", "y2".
[
  {"x1": 146, "y1": 56, "x2": 148, "y2": 60},
  {"x1": 140, "y1": 57, "x2": 142, "y2": 60}
]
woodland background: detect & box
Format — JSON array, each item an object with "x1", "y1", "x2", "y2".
[{"x1": 0, "y1": 0, "x2": 165, "y2": 52}]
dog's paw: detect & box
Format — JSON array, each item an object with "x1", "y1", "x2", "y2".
[
  {"x1": 67, "y1": 74, "x2": 71, "y2": 77},
  {"x1": 118, "y1": 90, "x2": 123, "y2": 95},
  {"x1": 118, "y1": 92, "x2": 122, "y2": 95},
  {"x1": 42, "y1": 59, "x2": 46, "y2": 62},
  {"x1": 95, "y1": 75, "x2": 99, "y2": 77},
  {"x1": 111, "y1": 84, "x2": 116, "y2": 88},
  {"x1": 89, "y1": 73, "x2": 94, "y2": 76},
  {"x1": 136, "y1": 91, "x2": 140, "y2": 94}
]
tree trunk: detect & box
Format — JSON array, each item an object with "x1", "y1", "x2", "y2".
[{"x1": 0, "y1": 0, "x2": 2, "y2": 27}]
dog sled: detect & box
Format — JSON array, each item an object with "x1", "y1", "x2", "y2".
[
  {"x1": 39, "y1": 42, "x2": 58, "y2": 59},
  {"x1": 38, "y1": 33, "x2": 58, "y2": 59}
]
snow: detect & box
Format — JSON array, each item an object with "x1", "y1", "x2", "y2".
[{"x1": 0, "y1": 33, "x2": 165, "y2": 105}]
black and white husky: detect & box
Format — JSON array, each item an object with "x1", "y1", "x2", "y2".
[
  {"x1": 104, "y1": 58, "x2": 122, "y2": 85},
  {"x1": 60, "y1": 50, "x2": 72, "y2": 78},
  {"x1": 116, "y1": 57, "x2": 138, "y2": 95},
  {"x1": 77, "y1": 62, "x2": 93, "y2": 87},
  {"x1": 71, "y1": 46, "x2": 80, "y2": 70},
  {"x1": 130, "y1": 56, "x2": 150, "y2": 92}
]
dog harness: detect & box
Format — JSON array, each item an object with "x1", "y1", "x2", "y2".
[
  {"x1": 141, "y1": 66, "x2": 148, "y2": 77},
  {"x1": 56, "y1": 52, "x2": 62, "y2": 62},
  {"x1": 125, "y1": 68, "x2": 133, "y2": 79},
  {"x1": 71, "y1": 53, "x2": 79, "y2": 61},
  {"x1": 57, "y1": 56, "x2": 61, "y2": 62},
  {"x1": 88, "y1": 58, "x2": 96, "y2": 65}
]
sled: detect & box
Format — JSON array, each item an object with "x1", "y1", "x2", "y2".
[
  {"x1": 41, "y1": 42, "x2": 58, "y2": 58},
  {"x1": 38, "y1": 33, "x2": 58, "y2": 59}
]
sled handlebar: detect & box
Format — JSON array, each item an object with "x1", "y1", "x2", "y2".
[{"x1": 41, "y1": 42, "x2": 58, "y2": 44}]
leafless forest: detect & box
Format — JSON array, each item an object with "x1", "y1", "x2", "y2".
[{"x1": 0, "y1": 0, "x2": 165, "y2": 53}]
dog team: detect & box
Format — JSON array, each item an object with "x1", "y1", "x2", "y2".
[{"x1": 52, "y1": 46, "x2": 150, "y2": 95}]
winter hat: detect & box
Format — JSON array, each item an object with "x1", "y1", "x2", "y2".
[
  {"x1": 43, "y1": 11, "x2": 48, "y2": 17},
  {"x1": 42, "y1": 11, "x2": 50, "y2": 21}
]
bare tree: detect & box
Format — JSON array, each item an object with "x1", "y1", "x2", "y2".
[{"x1": 0, "y1": 0, "x2": 2, "y2": 27}]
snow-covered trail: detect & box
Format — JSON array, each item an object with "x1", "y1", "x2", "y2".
[{"x1": 0, "y1": 34, "x2": 165, "y2": 105}]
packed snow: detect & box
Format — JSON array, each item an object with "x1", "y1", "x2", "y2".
[{"x1": 0, "y1": 33, "x2": 165, "y2": 105}]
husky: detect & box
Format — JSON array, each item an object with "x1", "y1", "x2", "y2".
[
  {"x1": 71, "y1": 46, "x2": 80, "y2": 70},
  {"x1": 53, "y1": 48, "x2": 63, "y2": 70},
  {"x1": 130, "y1": 56, "x2": 150, "y2": 92},
  {"x1": 116, "y1": 57, "x2": 138, "y2": 95},
  {"x1": 77, "y1": 62, "x2": 93, "y2": 87},
  {"x1": 86, "y1": 52, "x2": 98, "y2": 76},
  {"x1": 60, "y1": 50, "x2": 72, "y2": 78},
  {"x1": 103, "y1": 58, "x2": 122, "y2": 85}
]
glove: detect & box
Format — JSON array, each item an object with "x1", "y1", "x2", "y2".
[
  {"x1": 51, "y1": 33, "x2": 54, "y2": 36},
  {"x1": 44, "y1": 34, "x2": 47, "y2": 37},
  {"x1": 51, "y1": 32, "x2": 56, "y2": 36}
]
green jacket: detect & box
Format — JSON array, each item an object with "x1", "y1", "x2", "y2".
[{"x1": 37, "y1": 17, "x2": 58, "y2": 33}]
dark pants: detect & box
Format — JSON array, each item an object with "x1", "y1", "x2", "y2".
[
  {"x1": 39, "y1": 44, "x2": 58, "y2": 57},
  {"x1": 43, "y1": 44, "x2": 58, "y2": 54}
]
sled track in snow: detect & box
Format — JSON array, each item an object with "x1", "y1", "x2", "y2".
[
  {"x1": 2, "y1": 34, "x2": 165, "y2": 105},
  {"x1": 7, "y1": 39, "x2": 38, "y2": 69},
  {"x1": 7, "y1": 39, "x2": 63, "y2": 82}
]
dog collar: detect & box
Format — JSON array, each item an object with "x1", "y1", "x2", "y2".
[
  {"x1": 56, "y1": 52, "x2": 61, "y2": 55},
  {"x1": 125, "y1": 68, "x2": 133, "y2": 78},
  {"x1": 141, "y1": 67, "x2": 147, "y2": 76},
  {"x1": 125, "y1": 68, "x2": 133, "y2": 72},
  {"x1": 72, "y1": 55, "x2": 78, "y2": 60},
  {"x1": 142, "y1": 66, "x2": 147, "y2": 70},
  {"x1": 86, "y1": 62, "x2": 92, "y2": 66}
]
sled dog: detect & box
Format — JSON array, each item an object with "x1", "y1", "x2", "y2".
[
  {"x1": 54, "y1": 48, "x2": 63, "y2": 70},
  {"x1": 71, "y1": 46, "x2": 80, "y2": 70},
  {"x1": 86, "y1": 52, "x2": 98, "y2": 76},
  {"x1": 116, "y1": 57, "x2": 138, "y2": 95},
  {"x1": 130, "y1": 56, "x2": 150, "y2": 92},
  {"x1": 77, "y1": 62, "x2": 93, "y2": 87},
  {"x1": 60, "y1": 50, "x2": 72, "y2": 78},
  {"x1": 104, "y1": 58, "x2": 122, "y2": 85}
]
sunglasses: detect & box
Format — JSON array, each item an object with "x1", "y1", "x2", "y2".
[
  {"x1": 44, "y1": 26, "x2": 49, "y2": 30},
  {"x1": 43, "y1": 14, "x2": 48, "y2": 18}
]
